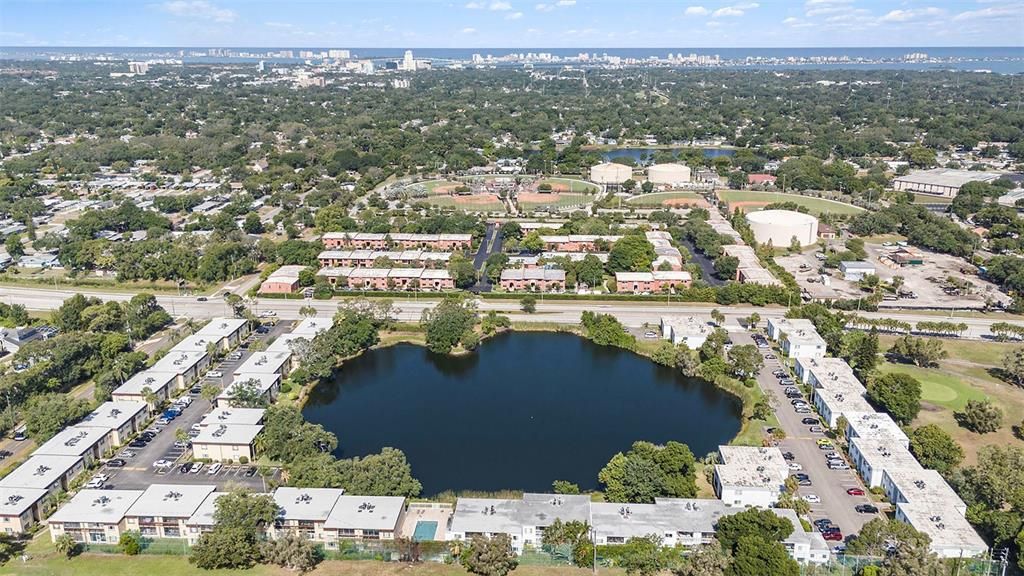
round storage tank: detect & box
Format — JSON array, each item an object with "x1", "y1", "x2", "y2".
[
  {"x1": 745, "y1": 209, "x2": 819, "y2": 248},
  {"x1": 590, "y1": 162, "x2": 633, "y2": 185},
  {"x1": 647, "y1": 163, "x2": 692, "y2": 185}
]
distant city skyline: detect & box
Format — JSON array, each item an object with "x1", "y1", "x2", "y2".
[{"x1": 0, "y1": 0, "x2": 1022, "y2": 49}]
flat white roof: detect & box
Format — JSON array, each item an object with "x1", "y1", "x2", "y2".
[
  {"x1": 152, "y1": 349, "x2": 208, "y2": 375},
  {"x1": 290, "y1": 317, "x2": 334, "y2": 338},
  {"x1": 186, "y1": 492, "x2": 229, "y2": 528},
  {"x1": 172, "y1": 334, "x2": 222, "y2": 353},
  {"x1": 218, "y1": 373, "x2": 280, "y2": 401},
  {"x1": 34, "y1": 426, "x2": 108, "y2": 458},
  {"x1": 234, "y1": 350, "x2": 291, "y2": 375},
  {"x1": 324, "y1": 495, "x2": 406, "y2": 531},
  {"x1": 894, "y1": 168, "x2": 1002, "y2": 188},
  {"x1": 844, "y1": 411, "x2": 909, "y2": 445},
  {"x1": 194, "y1": 318, "x2": 248, "y2": 340},
  {"x1": 274, "y1": 487, "x2": 344, "y2": 522},
  {"x1": 114, "y1": 370, "x2": 178, "y2": 396},
  {"x1": 266, "y1": 333, "x2": 312, "y2": 354},
  {"x1": 200, "y1": 407, "x2": 266, "y2": 426},
  {"x1": 127, "y1": 484, "x2": 216, "y2": 519},
  {"x1": 591, "y1": 498, "x2": 730, "y2": 542},
  {"x1": 716, "y1": 446, "x2": 788, "y2": 489},
  {"x1": 500, "y1": 268, "x2": 566, "y2": 281},
  {"x1": 48, "y1": 489, "x2": 143, "y2": 525},
  {"x1": 0, "y1": 455, "x2": 82, "y2": 491},
  {"x1": 661, "y1": 316, "x2": 711, "y2": 338},
  {"x1": 77, "y1": 401, "x2": 147, "y2": 432},
  {"x1": 898, "y1": 501, "x2": 987, "y2": 553},
  {"x1": 800, "y1": 357, "x2": 866, "y2": 395},
  {"x1": 851, "y1": 437, "x2": 921, "y2": 475},
  {"x1": 0, "y1": 487, "x2": 49, "y2": 517},
  {"x1": 193, "y1": 424, "x2": 263, "y2": 446},
  {"x1": 840, "y1": 261, "x2": 876, "y2": 271},
  {"x1": 450, "y1": 493, "x2": 591, "y2": 535}
]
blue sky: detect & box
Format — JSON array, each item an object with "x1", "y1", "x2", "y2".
[{"x1": 1, "y1": 0, "x2": 1022, "y2": 48}]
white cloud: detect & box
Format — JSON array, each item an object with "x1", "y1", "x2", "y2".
[
  {"x1": 804, "y1": 0, "x2": 852, "y2": 5},
  {"x1": 684, "y1": 6, "x2": 709, "y2": 16},
  {"x1": 264, "y1": 21, "x2": 294, "y2": 29},
  {"x1": 953, "y1": 4, "x2": 1024, "y2": 21},
  {"x1": 158, "y1": 0, "x2": 236, "y2": 23},
  {"x1": 489, "y1": 1, "x2": 512, "y2": 10},
  {"x1": 712, "y1": 3, "x2": 759, "y2": 17},
  {"x1": 465, "y1": 1, "x2": 484, "y2": 8},
  {"x1": 880, "y1": 7, "x2": 945, "y2": 22},
  {"x1": 535, "y1": 2, "x2": 553, "y2": 11},
  {"x1": 556, "y1": 0, "x2": 576, "y2": 5},
  {"x1": 506, "y1": 11, "x2": 524, "y2": 19},
  {"x1": 782, "y1": 16, "x2": 813, "y2": 27},
  {"x1": 462, "y1": 27, "x2": 477, "y2": 33}
]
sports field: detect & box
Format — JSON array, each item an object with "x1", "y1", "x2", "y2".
[
  {"x1": 421, "y1": 179, "x2": 463, "y2": 195},
  {"x1": 519, "y1": 193, "x2": 591, "y2": 210},
  {"x1": 425, "y1": 195, "x2": 506, "y2": 212},
  {"x1": 625, "y1": 192, "x2": 707, "y2": 207},
  {"x1": 539, "y1": 178, "x2": 599, "y2": 194},
  {"x1": 716, "y1": 190, "x2": 865, "y2": 216}
]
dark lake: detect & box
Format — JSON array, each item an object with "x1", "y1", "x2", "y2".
[{"x1": 302, "y1": 332, "x2": 742, "y2": 495}]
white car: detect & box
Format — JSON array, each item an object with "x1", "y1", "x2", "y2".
[
  {"x1": 191, "y1": 423, "x2": 202, "y2": 431},
  {"x1": 175, "y1": 396, "x2": 192, "y2": 407},
  {"x1": 153, "y1": 459, "x2": 173, "y2": 468},
  {"x1": 802, "y1": 494, "x2": 821, "y2": 504},
  {"x1": 259, "y1": 311, "x2": 277, "y2": 317},
  {"x1": 643, "y1": 331, "x2": 658, "y2": 338},
  {"x1": 788, "y1": 462, "x2": 803, "y2": 471},
  {"x1": 85, "y1": 478, "x2": 104, "y2": 489},
  {"x1": 207, "y1": 463, "x2": 222, "y2": 475},
  {"x1": 206, "y1": 371, "x2": 224, "y2": 379},
  {"x1": 191, "y1": 462, "x2": 204, "y2": 474}
]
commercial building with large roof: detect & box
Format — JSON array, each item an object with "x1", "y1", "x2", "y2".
[
  {"x1": 746, "y1": 209, "x2": 819, "y2": 248},
  {"x1": 893, "y1": 168, "x2": 1003, "y2": 198},
  {"x1": 647, "y1": 163, "x2": 691, "y2": 185}
]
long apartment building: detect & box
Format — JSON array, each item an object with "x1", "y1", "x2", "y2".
[
  {"x1": 539, "y1": 234, "x2": 622, "y2": 252},
  {"x1": 721, "y1": 245, "x2": 780, "y2": 286},
  {"x1": 321, "y1": 232, "x2": 472, "y2": 251},
  {"x1": 317, "y1": 249, "x2": 451, "y2": 268},
  {"x1": 766, "y1": 318, "x2": 827, "y2": 359},
  {"x1": 316, "y1": 267, "x2": 454, "y2": 291}
]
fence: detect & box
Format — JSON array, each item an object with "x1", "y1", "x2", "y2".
[{"x1": 81, "y1": 537, "x2": 191, "y2": 556}]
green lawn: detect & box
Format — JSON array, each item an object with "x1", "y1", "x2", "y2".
[
  {"x1": 520, "y1": 193, "x2": 591, "y2": 210},
  {"x1": 424, "y1": 196, "x2": 506, "y2": 212},
  {"x1": 539, "y1": 178, "x2": 599, "y2": 194},
  {"x1": 716, "y1": 190, "x2": 865, "y2": 215},
  {"x1": 625, "y1": 192, "x2": 704, "y2": 206},
  {"x1": 421, "y1": 179, "x2": 462, "y2": 195},
  {"x1": 877, "y1": 362, "x2": 989, "y2": 410}
]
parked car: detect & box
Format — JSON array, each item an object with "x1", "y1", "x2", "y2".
[
  {"x1": 179, "y1": 462, "x2": 194, "y2": 473},
  {"x1": 244, "y1": 467, "x2": 257, "y2": 477},
  {"x1": 764, "y1": 354, "x2": 776, "y2": 360},
  {"x1": 856, "y1": 504, "x2": 879, "y2": 514},
  {"x1": 813, "y1": 518, "x2": 833, "y2": 530},
  {"x1": 191, "y1": 462, "x2": 204, "y2": 474},
  {"x1": 816, "y1": 439, "x2": 833, "y2": 446},
  {"x1": 782, "y1": 452, "x2": 795, "y2": 461},
  {"x1": 85, "y1": 478, "x2": 104, "y2": 489},
  {"x1": 788, "y1": 462, "x2": 803, "y2": 471},
  {"x1": 822, "y1": 531, "x2": 844, "y2": 542},
  {"x1": 206, "y1": 371, "x2": 224, "y2": 379},
  {"x1": 207, "y1": 463, "x2": 222, "y2": 475},
  {"x1": 128, "y1": 440, "x2": 148, "y2": 449},
  {"x1": 153, "y1": 459, "x2": 172, "y2": 468},
  {"x1": 196, "y1": 296, "x2": 208, "y2": 302},
  {"x1": 189, "y1": 386, "x2": 202, "y2": 396},
  {"x1": 107, "y1": 459, "x2": 126, "y2": 468},
  {"x1": 173, "y1": 441, "x2": 190, "y2": 449},
  {"x1": 846, "y1": 488, "x2": 866, "y2": 496},
  {"x1": 643, "y1": 331, "x2": 658, "y2": 338},
  {"x1": 798, "y1": 480, "x2": 813, "y2": 486},
  {"x1": 809, "y1": 426, "x2": 824, "y2": 433},
  {"x1": 175, "y1": 396, "x2": 192, "y2": 407},
  {"x1": 802, "y1": 418, "x2": 820, "y2": 425},
  {"x1": 795, "y1": 407, "x2": 812, "y2": 414},
  {"x1": 828, "y1": 462, "x2": 851, "y2": 470},
  {"x1": 259, "y1": 311, "x2": 277, "y2": 318},
  {"x1": 188, "y1": 429, "x2": 201, "y2": 438},
  {"x1": 155, "y1": 417, "x2": 171, "y2": 426},
  {"x1": 802, "y1": 494, "x2": 821, "y2": 504}
]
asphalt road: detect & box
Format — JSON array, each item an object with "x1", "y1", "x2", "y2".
[
  {"x1": 749, "y1": 332, "x2": 880, "y2": 547},
  {"x1": 0, "y1": 285, "x2": 1007, "y2": 339}
]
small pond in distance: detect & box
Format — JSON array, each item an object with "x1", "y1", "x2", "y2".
[{"x1": 303, "y1": 332, "x2": 742, "y2": 495}]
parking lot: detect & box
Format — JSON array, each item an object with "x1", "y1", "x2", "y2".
[
  {"x1": 86, "y1": 320, "x2": 291, "y2": 491},
  {"x1": 749, "y1": 332, "x2": 881, "y2": 550}
]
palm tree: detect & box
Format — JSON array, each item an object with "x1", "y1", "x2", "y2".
[
  {"x1": 141, "y1": 387, "x2": 158, "y2": 410},
  {"x1": 298, "y1": 305, "x2": 317, "y2": 318}
]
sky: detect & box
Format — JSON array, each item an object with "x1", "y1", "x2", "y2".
[{"x1": 0, "y1": 0, "x2": 1022, "y2": 48}]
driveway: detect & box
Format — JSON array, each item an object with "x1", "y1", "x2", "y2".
[{"x1": 748, "y1": 332, "x2": 881, "y2": 545}]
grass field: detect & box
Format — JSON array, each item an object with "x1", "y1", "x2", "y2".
[
  {"x1": 539, "y1": 178, "x2": 599, "y2": 194},
  {"x1": 909, "y1": 192, "x2": 955, "y2": 205},
  {"x1": 876, "y1": 335, "x2": 1024, "y2": 464},
  {"x1": 716, "y1": 190, "x2": 865, "y2": 215},
  {"x1": 424, "y1": 196, "x2": 506, "y2": 212},
  {"x1": 519, "y1": 193, "x2": 591, "y2": 210},
  {"x1": 625, "y1": 192, "x2": 704, "y2": 206},
  {"x1": 421, "y1": 179, "x2": 462, "y2": 195},
  {"x1": 9, "y1": 536, "x2": 612, "y2": 576}
]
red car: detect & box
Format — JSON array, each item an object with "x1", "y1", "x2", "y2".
[
  {"x1": 822, "y1": 531, "x2": 844, "y2": 542},
  {"x1": 846, "y1": 488, "x2": 866, "y2": 496}
]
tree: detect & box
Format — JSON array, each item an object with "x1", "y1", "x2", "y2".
[
  {"x1": 581, "y1": 311, "x2": 635, "y2": 349},
  {"x1": 521, "y1": 231, "x2": 544, "y2": 253},
  {"x1": 728, "y1": 536, "x2": 798, "y2": 576},
  {"x1": 118, "y1": 531, "x2": 142, "y2": 555},
  {"x1": 715, "y1": 508, "x2": 793, "y2": 551},
  {"x1": 200, "y1": 383, "x2": 220, "y2": 404},
  {"x1": 999, "y1": 348, "x2": 1024, "y2": 387},
  {"x1": 844, "y1": 517, "x2": 932, "y2": 556},
  {"x1": 190, "y1": 527, "x2": 262, "y2": 570},
  {"x1": 908, "y1": 424, "x2": 963, "y2": 474},
  {"x1": 675, "y1": 543, "x2": 730, "y2": 576},
  {"x1": 879, "y1": 540, "x2": 943, "y2": 576},
  {"x1": 710, "y1": 309, "x2": 725, "y2": 327},
  {"x1": 262, "y1": 533, "x2": 322, "y2": 573},
  {"x1": 213, "y1": 490, "x2": 280, "y2": 533},
  {"x1": 726, "y1": 345, "x2": 763, "y2": 379},
  {"x1": 23, "y1": 393, "x2": 91, "y2": 442},
  {"x1": 841, "y1": 329, "x2": 879, "y2": 382},
  {"x1": 599, "y1": 440, "x2": 697, "y2": 502},
  {"x1": 575, "y1": 254, "x2": 605, "y2": 288},
  {"x1": 421, "y1": 296, "x2": 478, "y2": 354},
  {"x1": 888, "y1": 335, "x2": 947, "y2": 367},
  {"x1": 460, "y1": 534, "x2": 519, "y2": 576},
  {"x1": 712, "y1": 256, "x2": 739, "y2": 280},
  {"x1": 242, "y1": 213, "x2": 264, "y2": 234},
  {"x1": 622, "y1": 179, "x2": 637, "y2": 193},
  {"x1": 447, "y1": 253, "x2": 478, "y2": 289},
  {"x1": 608, "y1": 235, "x2": 657, "y2": 273},
  {"x1": 641, "y1": 181, "x2": 655, "y2": 194},
  {"x1": 5, "y1": 234, "x2": 24, "y2": 259},
  {"x1": 552, "y1": 480, "x2": 581, "y2": 494},
  {"x1": 954, "y1": 399, "x2": 1003, "y2": 434},
  {"x1": 520, "y1": 295, "x2": 537, "y2": 314},
  {"x1": 299, "y1": 305, "x2": 317, "y2": 318},
  {"x1": 485, "y1": 253, "x2": 509, "y2": 284},
  {"x1": 866, "y1": 372, "x2": 922, "y2": 425},
  {"x1": 260, "y1": 405, "x2": 338, "y2": 464},
  {"x1": 618, "y1": 535, "x2": 664, "y2": 576},
  {"x1": 54, "y1": 533, "x2": 78, "y2": 559},
  {"x1": 747, "y1": 313, "x2": 760, "y2": 330}
]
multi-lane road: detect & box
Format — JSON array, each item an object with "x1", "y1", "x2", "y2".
[{"x1": 0, "y1": 285, "x2": 1008, "y2": 339}]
